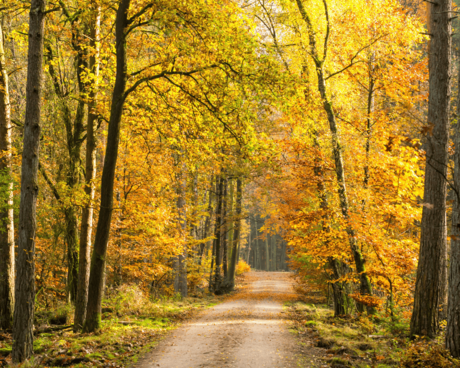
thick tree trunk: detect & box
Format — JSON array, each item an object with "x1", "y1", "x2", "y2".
[
  {"x1": 0, "y1": 23, "x2": 15, "y2": 331},
  {"x1": 228, "y1": 177, "x2": 242, "y2": 287},
  {"x1": 446, "y1": 42, "x2": 460, "y2": 360},
  {"x1": 411, "y1": 0, "x2": 451, "y2": 338},
  {"x1": 83, "y1": 0, "x2": 131, "y2": 333},
  {"x1": 12, "y1": 0, "x2": 46, "y2": 361},
  {"x1": 272, "y1": 235, "x2": 277, "y2": 271},
  {"x1": 75, "y1": 4, "x2": 101, "y2": 331}
]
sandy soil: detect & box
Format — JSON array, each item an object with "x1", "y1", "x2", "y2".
[{"x1": 134, "y1": 272, "x2": 325, "y2": 368}]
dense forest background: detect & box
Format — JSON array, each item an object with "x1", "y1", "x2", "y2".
[{"x1": 2, "y1": 0, "x2": 460, "y2": 365}]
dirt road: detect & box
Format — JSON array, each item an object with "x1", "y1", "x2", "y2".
[{"x1": 134, "y1": 272, "x2": 313, "y2": 368}]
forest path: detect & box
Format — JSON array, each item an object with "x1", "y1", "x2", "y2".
[{"x1": 134, "y1": 272, "x2": 307, "y2": 368}]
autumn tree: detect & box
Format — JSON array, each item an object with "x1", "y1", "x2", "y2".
[
  {"x1": 0, "y1": 21, "x2": 14, "y2": 331},
  {"x1": 411, "y1": 0, "x2": 451, "y2": 338},
  {"x1": 12, "y1": 0, "x2": 46, "y2": 362}
]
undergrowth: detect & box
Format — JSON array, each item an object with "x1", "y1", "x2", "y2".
[
  {"x1": 287, "y1": 300, "x2": 460, "y2": 368},
  {"x1": 1, "y1": 284, "x2": 223, "y2": 368}
]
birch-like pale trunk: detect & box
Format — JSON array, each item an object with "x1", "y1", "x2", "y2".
[
  {"x1": 0, "y1": 23, "x2": 15, "y2": 331},
  {"x1": 75, "y1": 3, "x2": 101, "y2": 331}
]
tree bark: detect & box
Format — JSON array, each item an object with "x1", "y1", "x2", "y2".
[
  {"x1": 228, "y1": 177, "x2": 242, "y2": 287},
  {"x1": 174, "y1": 156, "x2": 187, "y2": 298},
  {"x1": 12, "y1": 0, "x2": 46, "y2": 362},
  {"x1": 0, "y1": 23, "x2": 15, "y2": 331},
  {"x1": 222, "y1": 177, "x2": 228, "y2": 279},
  {"x1": 199, "y1": 177, "x2": 214, "y2": 264},
  {"x1": 246, "y1": 216, "x2": 252, "y2": 264},
  {"x1": 254, "y1": 215, "x2": 260, "y2": 270},
  {"x1": 411, "y1": 0, "x2": 451, "y2": 338},
  {"x1": 446, "y1": 39, "x2": 460, "y2": 360},
  {"x1": 74, "y1": 3, "x2": 101, "y2": 331},
  {"x1": 83, "y1": 0, "x2": 131, "y2": 333},
  {"x1": 211, "y1": 174, "x2": 224, "y2": 293},
  {"x1": 265, "y1": 232, "x2": 269, "y2": 271}
]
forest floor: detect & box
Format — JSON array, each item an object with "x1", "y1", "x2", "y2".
[
  {"x1": 4, "y1": 272, "x2": 456, "y2": 367},
  {"x1": 134, "y1": 271, "x2": 327, "y2": 368}
]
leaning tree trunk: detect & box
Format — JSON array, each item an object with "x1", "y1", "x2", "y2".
[
  {"x1": 446, "y1": 42, "x2": 460, "y2": 359},
  {"x1": 74, "y1": 3, "x2": 101, "y2": 331},
  {"x1": 411, "y1": 0, "x2": 451, "y2": 338},
  {"x1": 0, "y1": 23, "x2": 15, "y2": 331},
  {"x1": 12, "y1": 0, "x2": 46, "y2": 362},
  {"x1": 83, "y1": 0, "x2": 131, "y2": 333},
  {"x1": 295, "y1": 0, "x2": 374, "y2": 313}
]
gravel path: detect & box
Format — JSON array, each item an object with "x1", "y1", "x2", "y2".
[{"x1": 134, "y1": 272, "x2": 302, "y2": 368}]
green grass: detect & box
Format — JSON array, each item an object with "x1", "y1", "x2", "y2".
[{"x1": 3, "y1": 289, "x2": 223, "y2": 368}]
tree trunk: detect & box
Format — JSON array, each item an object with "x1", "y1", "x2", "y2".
[
  {"x1": 272, "y1": 235, "x2": 277, "y2": 271},
  {"x1": 411, "y1": 0, "x2": 451, "y2": 338},
  {"x1": 329, "y1": 258, "x2": 348, "y2": 315},
  {"x1": 210, "y1": 174, "x2": 224, "y2": 292},
  {"x1": 295, "y1": 0, "x2": 375, "y2": 314},
  {"x1": 228, "y1": 177, "x2": 242, "y2": 287},
  {"x1": 222, "y1": 176, "x2": 228, "y2": 279},
  {"x1": 253, "y1": 219, "x2": 257, "y2": 269},
  {"x1": 65, "y1": 207, "x2": 79, "y2": 303},
  {"x1": 246, "y1": 217, "x2": 252, "y2": 264},
  {"x1": 0, "y1": 23, "x2": 15, "y2": 331},
  {"x1": 280, "y1": 240, "x2": 286, "y2": 270},
  {"x1": 174, "y1": 157, "x2": 187, "y2": 298},
  {"x1": 83, "y1": 0, "x2": 131, "y2": 333},
  {"x1": 74, "y1": 3, "x2": 101, "y2": 331},
  {"x1": 12, "y1": 0, "x2": 46, "y2": 361},
  {"x1": 199, "y1": 176, "x2": 214, "y2": 264},
  {"x1": 227, "y1": 178, "x2": 234, "y2": 271},
  {"x1": 265, "y1": 232, "x2": 269, "y2": 271},
  {"x1": 446, "y1": 40, "x2": 460, "y2": 360}
]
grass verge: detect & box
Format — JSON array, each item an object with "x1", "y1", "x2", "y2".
[
  {"x1": 0, "y1": 290, "x2": 222, "y2": 368},
  {"x1": 286, "y1": 300, "x2": 460, "y2": 368}
]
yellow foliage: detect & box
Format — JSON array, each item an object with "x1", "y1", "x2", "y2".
[{"x1": 236, "y1": 260, "x2": 251, "y2": 276}]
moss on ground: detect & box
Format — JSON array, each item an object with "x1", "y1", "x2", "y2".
[{"x1": 1, "y1": 292, "x2": 223, "y2": 368}]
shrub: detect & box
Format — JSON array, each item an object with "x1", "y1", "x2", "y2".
[
  {"x1": 400, "y1": 341, "x2": 460, "y2": 368},
  {"x1": 236, "y1": 260, "x2": 251, "y2": 275}
]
